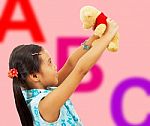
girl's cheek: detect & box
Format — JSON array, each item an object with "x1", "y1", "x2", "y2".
[{"x1": 47, "y1": 63, "x2": 52, "y2": 68}]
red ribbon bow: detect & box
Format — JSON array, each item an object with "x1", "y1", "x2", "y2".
[{"x1": 8, "y1": 68, "x2": 18, "y2": 79}]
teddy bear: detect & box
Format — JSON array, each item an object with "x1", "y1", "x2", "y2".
[{"x1": 80, "y1": 5, "x2": 119, "y2": 52}]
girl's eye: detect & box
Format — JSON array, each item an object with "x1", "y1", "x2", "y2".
[{"x1": 48, "y1": 59, "x2": 52, "y2": 64}]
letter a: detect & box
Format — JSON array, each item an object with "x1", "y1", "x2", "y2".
[{"x1": 0, "y1": 0, "x2": 45, "y2": 42}]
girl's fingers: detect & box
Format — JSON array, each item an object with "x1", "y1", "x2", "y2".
[
  {"x1": 107, "y1": 18, "x2": 118, "y2": 26},
  {"x1": 106, "y1": 17, "x2": 112, "y2": 22}
]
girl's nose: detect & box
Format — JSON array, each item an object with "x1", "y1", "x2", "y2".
[{"x1": 53, "y1": 64, "x2": 57, "y2": 71}]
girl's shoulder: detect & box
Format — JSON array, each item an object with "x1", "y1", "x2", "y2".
[{"x1": 22, "y1": 86, "x2": 57, "y2": 104}]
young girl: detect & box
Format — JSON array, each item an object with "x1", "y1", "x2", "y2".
[{"x1": 8, "y1": 18, "x2": 118, "y2": 126}]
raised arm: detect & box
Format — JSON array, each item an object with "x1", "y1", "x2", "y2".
[
  {"x1": 39, "y1": 18, "x2": 119, "y2": 122},
  {"x1": 57, "y1": 35, "x2": 99, "y2": 85}
]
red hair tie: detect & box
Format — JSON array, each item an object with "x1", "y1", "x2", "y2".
[{"x1": 8, "y1": 68, "x2": 18, "y2": 79}]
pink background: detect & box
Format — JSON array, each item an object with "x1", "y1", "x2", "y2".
[{"x1": 0, "y1": 0, "x2": 150, "y2": 125}]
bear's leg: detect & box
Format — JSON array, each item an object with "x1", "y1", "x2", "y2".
[{"x1": 107, "y1": 32, "x2": 119, "y2": 52}]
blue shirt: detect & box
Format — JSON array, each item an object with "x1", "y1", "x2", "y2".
[{"x1": 22, "y1": 86, "x2": 84, "y2": 126}]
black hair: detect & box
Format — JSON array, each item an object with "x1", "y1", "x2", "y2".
[{"x1": 9, "y1": 44, "x2": 42, "y2": 126}]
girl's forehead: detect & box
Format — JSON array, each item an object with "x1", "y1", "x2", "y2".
[{"x1": 40, "y1": 49, "x2": 51, "y2": 60}]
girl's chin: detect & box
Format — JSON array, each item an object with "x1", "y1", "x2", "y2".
[{"x1": 54, "y1": 79, "x2": 59, "y2": 86}]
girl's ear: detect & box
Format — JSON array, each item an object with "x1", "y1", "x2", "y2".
[{"x1": 27, "y1": 73, "x2": 40, "y2": 83}]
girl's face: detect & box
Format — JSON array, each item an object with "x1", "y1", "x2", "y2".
[{"x1": 38, "y1": 49, "x2": 58, "y2": 87}]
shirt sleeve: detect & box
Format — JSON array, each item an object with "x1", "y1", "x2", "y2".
[{"x1": 28, "y1": 92, "x2": 64, "y2": 126}]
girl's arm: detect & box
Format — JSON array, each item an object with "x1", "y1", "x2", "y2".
[
  {"x1": 39, "y1": 19, "x2": 119, "y2": 122},
  {"x1": 68, "y1": 35, "x2": 99, "y2": 67},
  {"x1": 57, "y1": 35, "x2": 99, "y2": 85}
]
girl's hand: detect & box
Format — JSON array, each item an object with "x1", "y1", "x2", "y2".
[
  {"x1": 84, "y1": 18, "x2": 119, "y2": 47},
  {"x1": 91, "y1": 18, "x2": 119, "y2": 47}
]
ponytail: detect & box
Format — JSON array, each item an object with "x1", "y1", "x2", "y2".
[
  {"x1": 9, "y1": 44, "x2": 42, "y2": 126},
  {"x1": 13, "y1": 79, "x2": 33, "y2": 126}
]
